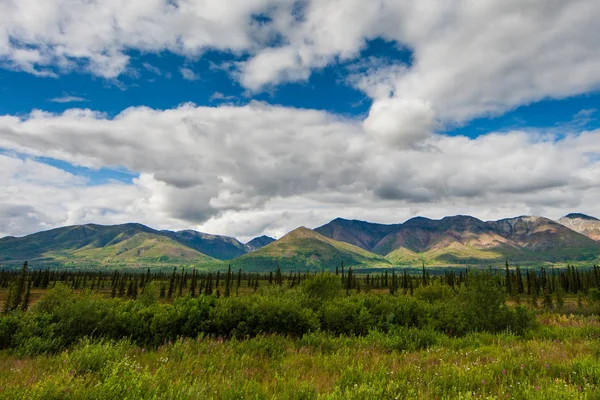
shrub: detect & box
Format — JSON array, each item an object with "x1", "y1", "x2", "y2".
[
  {"x1": 320, "y1": 296, "x2": 374, "y2": 335},
  {"x1": 0, "y1": 312, "x2": 22, "y2": 349},
  {"x1": 301, "y1": 274, "x2": 342, "y2": 303},
  {"x1": 414, "y1": 282, "x2": 456, "y2": 303}
]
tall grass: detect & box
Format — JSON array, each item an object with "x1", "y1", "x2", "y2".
[{"x1": 0, "y1": 325, "x2": 599, "y2": 399}]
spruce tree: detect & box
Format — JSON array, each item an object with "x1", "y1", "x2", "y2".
[
  {"x1": 127, "y1": 280, "x2": 134, "y2": 297},
  {"x1": 190, "y1": 270, "x2": 197, "y2": 297},
  {"x1": 132, "y1": 278, "x2": 138, "y2": 300},
  {"x1": 167, "y1": 267, "x2": 176, "y2": 299},
  {"x1": 3, "y1": 285, "x2": 13, "y2": 314},
  {"x1": 555, "y1": 284, "x2": 565, "y2": 309},
  {"x1": 505, "y1": 261, "x2": 512, "y2": 294},
  {"x1": 224, "y1": 265, "x2": 231, "y2": 297},
  {"x1": 516, "y1": 266, "x2": 524, "y2": 294},
  {"x1": 21, "y1": 278, "x2": 31, "y2": 311},
  {"x1": 118, "y1": 279, "x2": 126, "y2": 297},
  {"x1": 346, "y1": 267, "x2": 353, "y2": 296},
  {"x1": 10, "y1": 261, "x2": 28, "y2": 312},
  {"x1": 543, "y1": 289, "x2": 553, "y2": 309}
]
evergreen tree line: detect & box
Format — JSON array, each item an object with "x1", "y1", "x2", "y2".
[{"x1": 2, "y1": 262, "x2": 600, "y2": 314}]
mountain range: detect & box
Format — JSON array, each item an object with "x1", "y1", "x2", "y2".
[{"x1": 1, "y1": 213, "x2": 600, "y2": 270}]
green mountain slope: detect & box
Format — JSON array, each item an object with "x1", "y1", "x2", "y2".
[
  {"x1": 231, "y1": 227, "x2": 390, "y2": 271},
  {"x1": 60, "y1": 233, "x2": 215, "y2": 266},
  {"x1": 0, "y1": 224, "x2": 216, "y2": 267}
]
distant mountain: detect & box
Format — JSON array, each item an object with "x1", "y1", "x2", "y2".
[
  {"x1": 231, "y1": 227, "x2": 389, "y2": 271},
  {"x1": 0, "y1": 223, "x2": 215, "y2": 267},
  {"x1": 372, "y1": 215, "x2": 510, "y2": 254},
  {"x1": 557, "y1": 213, "x2": 600, "y2": 241},
  {"x1": 245, "y1": 235, "x2": 276, "y2": 251},
  {"x1": 316, "y1": 215, "x2": 600, "y2": 265},
  {"x1": 3, "y1": 213, "x2": 600, "y2": 269},
  {"x1": 488, "y1": 216, "x2": 600, "y2": 262},
  {"x1": 167, "y1": 230, "x2": 247, "y2": 260}
]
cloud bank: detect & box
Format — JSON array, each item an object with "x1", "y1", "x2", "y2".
[{"x1": 1, "y1": 104, "x2": 599, "y2": 240}]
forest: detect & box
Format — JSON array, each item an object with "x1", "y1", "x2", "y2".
[{"x1": 0, "y1": 263, "x2": 599, "y2": 399}]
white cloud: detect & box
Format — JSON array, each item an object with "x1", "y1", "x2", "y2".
[
  {"x1": 363, "y1": 97, "x2": 437, "y2": 148},
  {"x1": 49, "y1": 96, "x2": 88, "y2": 103},
  {"x1": 1, "y1": 104, "x2": 600, "y2": 239},
  {"x1": 180, "y1": 67, "x2": 199, "y2": 81},
  {"x1": 2, "y1": 1, "x2": 599, "y2": 132},
  {"x1": 142, "y1": 62, "x2": 162, "y2": 76},
  {"x1": 209, "y1": 92, "x2": 237, "y2": 102}
]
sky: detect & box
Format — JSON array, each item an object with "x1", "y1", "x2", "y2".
[{"x1": 1, "y1": 0, "x2": 600, "y2": 242}]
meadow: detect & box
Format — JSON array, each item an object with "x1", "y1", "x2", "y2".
[{"x1": 1, "y1": 264, "x2": 599, "y2": 399}]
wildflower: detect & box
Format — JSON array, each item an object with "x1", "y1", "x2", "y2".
[
  {"x1": 502, "y1": 369, "x2": 507, "y2": 375},
  {"x1": 520, "y1": 364, "x2": 524, "y2": 369},
  {"x1": 536, "y1": 386, "x2": 540, "y2": 391},
  {"x1": 481, "y1": 379, "x2": 486, "y2": 385}
]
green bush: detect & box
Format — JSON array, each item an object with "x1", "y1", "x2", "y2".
[
  {"x1": 0, "y1": 273, "x2": 538, "y2": 355},
  {"x1": 320, "y1": 296, "x2": 374, "y2": 335},
  {"x1": 414, "y1": 282, "x2": 456, "y2": 303},
  {"x1": 0, "y1": 312, "x2": 22, "y2": 349},
  {"x1": 301, "y1": 273, "x2": 342, "y2": 302}
]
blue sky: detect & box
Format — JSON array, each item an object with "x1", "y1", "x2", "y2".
[{"x1": 1, "y1": 0, "x2": 600, "y2": 239}]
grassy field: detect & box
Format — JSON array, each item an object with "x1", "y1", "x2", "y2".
[{"x1": 0, "y1": 313, "x2": 599, "y2": 399}]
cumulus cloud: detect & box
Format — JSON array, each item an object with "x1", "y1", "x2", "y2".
[
  {"x1": 2, "y1": 1, "x2": 599, "y2": 131},
  {"x1": 1, "y1": 104, "x2": 600, "y2": 239},
  {"x1": 363, "y1": 97, "x2": 437, "y2": 148},
  {"x1": 0, "y1": 153, "x2": 191, "y2": 237}
]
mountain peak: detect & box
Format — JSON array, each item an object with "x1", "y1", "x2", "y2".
[
  {"x1": 562, "y1": 213, "x2": 599, "y2": 221},
  {"x1": 557, "y1": 213, "x2": 600, "y2": 241},
  {"x1": 282, "y1": 226, "x2": 320, "y2": 240},
  {"x1": 245, "y1": 235, "x2": 276, "y2": 251}
]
